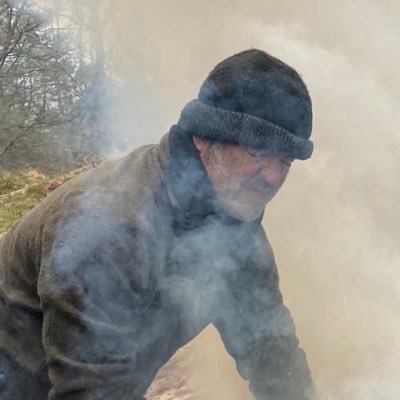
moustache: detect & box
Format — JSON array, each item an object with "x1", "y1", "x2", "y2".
[{"x1": 241, "y1": 177, "x2": 275, "y2": 196}]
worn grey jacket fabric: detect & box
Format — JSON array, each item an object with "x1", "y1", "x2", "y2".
[{"x1": 0, "y1": 126, "x2": 315, "y2": 399}]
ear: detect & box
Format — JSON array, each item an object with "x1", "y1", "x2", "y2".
[{"x1": 192, "y1": 135, "x2": 210, "y2": 156}]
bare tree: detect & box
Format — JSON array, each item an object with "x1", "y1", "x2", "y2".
[{"x1": 0, "y1": 0, "x2": 117, "y2": 172}]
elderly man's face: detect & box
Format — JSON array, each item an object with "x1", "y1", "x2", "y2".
[{"x1": 193, "y1": 136, "x2": 293, "y2": 221}]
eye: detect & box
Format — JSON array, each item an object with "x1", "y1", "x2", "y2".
[
  {"x1": 249, "y1": 152, "x2": 264, "y2": 161},
  {"x1": 246, "y1": 148, "x2": 271, "y2": 160},
  {"x1": 246, "y1": 148, "x2": 260, "y2": 158}
]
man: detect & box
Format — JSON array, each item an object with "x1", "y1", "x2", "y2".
[{"x1": 0, "y1": 49, "x2": 316, "y2": 399}]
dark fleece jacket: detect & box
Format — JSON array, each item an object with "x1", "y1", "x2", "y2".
[{"x1": 0, "y1": 126, "x2": 315, "y2": 400}]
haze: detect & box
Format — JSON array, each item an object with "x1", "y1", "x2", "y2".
[{"x1": 37, "y1": 1, "x2": 400, "y2": 398}]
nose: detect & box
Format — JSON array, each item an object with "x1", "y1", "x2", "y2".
[{"x1": 258, "y1": 157, "x2": 287, "y2": 188}]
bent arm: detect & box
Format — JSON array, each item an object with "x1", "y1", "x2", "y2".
[
  {"x1": 213, "y1": 228, "x2": 316, "y2": 400},
  {"x1": 38, "y1": 212, "x2": 151, "y2": 400}
]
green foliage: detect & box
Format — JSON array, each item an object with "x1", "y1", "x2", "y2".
[{"x1": 0, "y1": 167, "x2": 89, "y2": 237}]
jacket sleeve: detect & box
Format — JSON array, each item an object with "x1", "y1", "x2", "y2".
[
  {"x1": 37, "y1": 208, "x2": 152, "y2": 400},
  {"x1": 213, "y1": 227, "x2": 317, "y2": 400}
]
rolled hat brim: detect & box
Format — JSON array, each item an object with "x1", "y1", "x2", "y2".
[{"x1": 178, "y1": 100, "x2": 313, "y2": 160}]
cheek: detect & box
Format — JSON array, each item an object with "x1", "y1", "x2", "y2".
[
  {"x1": 272, "y1": 170, "x2": 289, "y2": 189},
  {"x1": 229, "y1": 160, "x2": 259, "y2": 178},
  {"x1": 281, "y1": 168, "x2": 290, "y2": 183}
]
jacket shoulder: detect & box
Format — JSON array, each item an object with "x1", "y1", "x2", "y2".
[{"x1": 1, "y1": 140, "x2": 170, "y2": 274}]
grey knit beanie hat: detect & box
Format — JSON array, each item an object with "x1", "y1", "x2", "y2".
[{"x1": 177, "y1": 49, "x2": 313, "y2": 160}]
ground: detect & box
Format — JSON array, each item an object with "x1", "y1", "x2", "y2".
[
  {"x1": 145, "y1": 326, "x2": 252, "y2": 400},
  {"x1": 0, "y1": 168, "x2": 88, "y2": 237}
]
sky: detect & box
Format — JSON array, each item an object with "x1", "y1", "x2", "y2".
[{"x1": 40, "y1": 1, "x2": 400, "y2": 398}]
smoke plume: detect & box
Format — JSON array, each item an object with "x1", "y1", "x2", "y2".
[{"x1": 33, "y1": 1, "x2": 400, "y2": 399}]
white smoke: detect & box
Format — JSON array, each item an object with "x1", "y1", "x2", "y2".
[{"x1": 25, "y1": 0, "x2": 400, "y2": 398}]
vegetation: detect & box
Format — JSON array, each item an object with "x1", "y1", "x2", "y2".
[
  {"x1": 0, "y1": 0, "x2": 117, "y2": 173},
  {"x1": 0, "y1": 0, "x2": 118, "y2": 234},
  {"x1": 0, "y1": 167, "x2": 88, "y2": 237}
]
